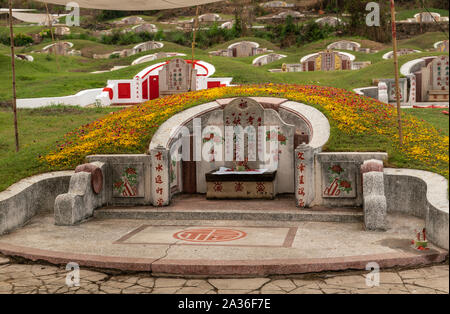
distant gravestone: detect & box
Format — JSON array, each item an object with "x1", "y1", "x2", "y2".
[
  {"x1": 277, "y1": 10, "x2": 303, "y2": 19},
  {"x1": 43, "y1": 42, "x2": 72, "y2": 55},
  {"x1": 54, "y1": 26, "x2": 70, "y2": 36},
  {"x1": 230, "y1": 42, "x2": 258, "y2": 57},
  {"x1": 301, "y1": 50, "x2": 353, "y2": 71},
  {"x1": 426, "y1": 56, "x2": 450, "y2": 101},
  {"x1": 327, "y1": 40, "x2": 360, "y2": 51},
  {"x1": 436, "y1": 40, "x2": 449, "y2": 53},
  {"x1": 199, "y1": 13, "x2": 221, "y2": 23},
  {"x1": 133, "y1": 23, "x2": 157, "y2": 33},
  {"x1": 415, "y1": 12, "x2": 441, "y2": 23},
  {"x1": 316, "y1": 16, "x2": 342, "y2": 27},
  {"x1": 159, "y1": 58, "x2": 197, "y2": 95},
  {"x1": 122, "y1": 16, "x2": 144, "y2": 25}
]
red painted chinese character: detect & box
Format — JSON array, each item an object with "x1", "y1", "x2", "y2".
[
  {"x1": 298, "y1": 199, "x2": 305, "y2": 207},
  {"x1": 298, "y1": 187, "x2": 305, "y2": 196},
  {"x1": 297, "y1": 163, "x2": 306, "y2": 173},
  {"x1": 297, "y1": 152, "x2": 305, "y2": 160},
  {"x1": 155, "y1": 164, "x2": 163, "y2": 172},
  {"x1": 155, "y1": 152, "x2": 163, "y2": 161},
  {"x1": 235, "y1": 182, "x2": 244, "y2": 192},
  {"x1": 157, "y1": 198, "x2": 164, "y2": 206},
  {"x1": 156, "y1": 187, "x2": 163, "y2": 195},
  {"x1": 155, "y1": 175, "x2": 163, "y2": 184},
  {"x1": 298, "y1": 175, "x2": 304, "y2": 185}
]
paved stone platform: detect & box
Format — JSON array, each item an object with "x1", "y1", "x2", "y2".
[
  {"x1": 95, "y1": 195, "x2": 363, "y2": 223},
  {"x1": 0, "y1": 259, "x2": 447, "y2": 294},
  {"x1": 0, "y1": 213, "x2": 447, "y2": 276}
]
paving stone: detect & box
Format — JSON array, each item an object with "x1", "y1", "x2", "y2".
[
  {"x1": 137, "y1": 277, "x2": 155, "y2": 288},
  {"x1": 154, "y1": 278, "x2": 186, "y2": 288},
  {"x1": 30, "y1": 265, "x2": 60, "y2": 276},
  {"x1": 80, "y1": 270, "x2": 109, "y2": 282},
  {"x1": 379, "y1": 272, "x2": 403, "y2": 284},
  {"x1": 258, "y1": 289, "x2": 286, "y2": 294},
  {"x1": 288, "y1": 287, "x2": 323, "y2": 294},
  {"x1": 292, "y1": 279, "x2": 320, "y2": 287},
  {"x1": 122, "y1": 286, "x2": 152, "y2": 294},
  {"x1": 0, "y1": 282, "x2": 13, "y2": 293},
  {"x1": 101, "y1": 280, "x2": 134, "y2": 290},
  {"x1": 405, "y1": 284, "x2": 437, "y2": 294},
  {"x1": 269, "y1": 279, "x2": 296, "y2": 292},
  {"x1": 217, "y1": 289, "x2": 254, "y2": 294},
  {"x1": 99, "y1": 285, "x2": 122, "y2": 294},
  {"x1": 109, "y1": 275, "x2": 139, "y2": 284},
  {"x1": 11, "y1": 277, "x2": 42, "y2": 287},
  {"x1": 260, "y1": 283, "x2": 284, "y2": 293},
  {"x1": 0, "y1": 263, "x2": 448, "y2": 295},
  {"x1": 404, "y1": 277, "x2": 449, "y2": 293},
  {"x1": 209, "y1": 278, "x2": 270, "y2": 290},
  {"x1": 320, "y1": 288, "x2": 350, "y2": 294},
  {"x1": 175, "y1": 287, "x2": 213, "y2": 294},
  {"x1": 151, "y1": 287, "x2": 182, "y2": 294},
  {"x1": 324, "y1": 275, "x2": 368, "y2": 289},
  {"x1": 399, "y1": 265, "x2": 449, "y2": 280}
]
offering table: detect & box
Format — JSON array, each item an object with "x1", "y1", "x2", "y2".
[{"x1": 205, "y1": 169, "x2": 277, "y2": 200}]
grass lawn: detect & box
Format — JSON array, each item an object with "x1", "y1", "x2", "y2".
[
  {"x1": 404, "y1": 108, "x2": 449, "y2": 136},
  {"x1": 1, "y1": 33, "x2": 447, "y2": 102},
  {"x1": 0, "y1": 106, "x2": 120, "y2": 192}
]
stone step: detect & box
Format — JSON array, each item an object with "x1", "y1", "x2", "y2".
[{"x1": 94, "y1": 206, "x2": 363, "y2": 223}]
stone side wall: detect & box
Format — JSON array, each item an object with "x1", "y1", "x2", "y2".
[
  {"x1": 0, "y1": 171, "x2": 72, "y2": 235},
  {"x1": 314, "y1": 153, "x2": 388, "y2": 207},
  {"x1": 86, "y1": 155, "x2": 152, "y2": 206},
  {"x1": 384, "y1": 168, "x2": 449, "y2": 250}
]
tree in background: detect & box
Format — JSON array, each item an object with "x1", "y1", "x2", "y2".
[{"x1": 344, "y1": 0, "x2": 391, "y2": 43}]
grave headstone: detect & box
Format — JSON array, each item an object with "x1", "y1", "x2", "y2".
[{"x1": 159, "y1": 58, "x2": 197, "y2": 95}]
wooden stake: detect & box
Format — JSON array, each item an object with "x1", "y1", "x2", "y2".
[
  {"x1": 44, "y1": 2, "x2": 59, "y2": 70},
  {"x1": 189, "y1": 5, "x2": 200, "y2": 92},
  {"x1": 8, "y1": 0, "x2": 19, "y2": 152},
  {"x1": 390, "y1": 0, "x2": 403, "y2": 146}
]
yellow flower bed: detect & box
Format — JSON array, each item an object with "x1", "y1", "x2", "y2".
[{"x1": 43, "y1": 84, "x2": 449, "y2": 178}]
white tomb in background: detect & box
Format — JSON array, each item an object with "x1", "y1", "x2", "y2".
[
  {"x1": 209, "y1": 41, "x2": 271, "y2": 58},
  {"x1": 96, "y1": 58, "x2": 233, "y2": 106},
  {"x1": 253, "y1": 53, "x2": 287, "y2": 66}
]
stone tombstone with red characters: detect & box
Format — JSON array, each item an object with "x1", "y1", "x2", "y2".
[
  {"x1": 431, "y1": 56, "x2": 449, "y2": 92},
  {"x1": 223, "y1": 97, "x2": 266, "y2": 169},
  {"x1": 159, "y1": 58, "x2": 197, "y2": 96}
]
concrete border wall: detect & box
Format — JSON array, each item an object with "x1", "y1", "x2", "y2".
[
  {"x1": 17, "y1": 89, "x2": 103, "y2": 109},
  {"x1": 384, "y1": 168, "x2": 449, "y2": 250},
  {"x1": 0, "y1": 171, "x2": 73, "y2": 235}
]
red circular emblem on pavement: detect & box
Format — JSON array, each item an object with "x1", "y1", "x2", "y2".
[{"x1": 173, "y1": 228, "x2": 247, "y2": 243}]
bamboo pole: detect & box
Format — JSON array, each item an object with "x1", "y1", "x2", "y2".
[
  {"x1": 8, "y1": 0, "x2": 19, "y2": 152},
  {"x1": 44, "y1": 2, "x2": 59, "y2": 70},
  {"x1": 189, "y1": 5, "x2": 200, "y2": 92},
  {"x1": 390, "y1": 0, "x2": 403, "y2": 146}
]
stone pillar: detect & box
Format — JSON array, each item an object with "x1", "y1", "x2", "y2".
[
  {"x1": 361, "y1": 159, "x2": 387, "y2": 230},
  {"x1": 407, "y1": 74, "x2": 416, "y2": 106},
  {"x1": 150, "y1": 145, "x2": 170, "y2": 206},
  {"x1": 295, "y1": 143, "x2": 315, "y2": 208},
  {"x1": 378, "y1": 82, "x2": 389, "y2": 104}
]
